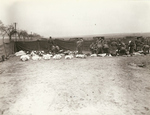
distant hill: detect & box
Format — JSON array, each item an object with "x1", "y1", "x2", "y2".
[{"x1": 54, "y1": 32, "x2": 150, "y2": 40}]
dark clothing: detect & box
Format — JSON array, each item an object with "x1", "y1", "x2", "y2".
[
  {"x1": 129, "y1": 41, "x2": 135, "y2": 56},
  {"x1": 117, "y1": 42, "x2": 126, "y2": 55},
  {"x1": 48, "y1": 39, "x2": 54, "y2": 51},
  {"x1": 48, "y1": 38, "x2": 54, "y2": 45},
  {"x1": 97, "y1": 47, "x2": 103, "y2": 54},
  {"x1": 96, "y1": 40, "x2": 103, "y2": 54},
  {"x1": 129, "y1": 47, "x2": 134, "y2": 54},
  {"x1": 119, "y1": 42, "x2": 127, "y2": 55},
  {"x1": 119, "y1": 47, "x2": 127, "y2": 55},
  {"x1": 111, "y1": 42, "x2": 118, "y2": 47},
  {"x1": 135, "y1": 39, "x2": 142, "y2": 51},
  {"x1": 110, "y1": 42, "x2": 118, "y2": 56},
  {"x1": 77, "y1": 46, "x2": 83, "y2": 54},
  {"x1": 117, "y1": 43, "x2": 122, "y2": 53},
  {"x1": 143, "y1": 45, "x2": 149, "y2": 55},
  {"x1": 103, "y1": 43, "x2": 110, "y2": 55},
  {"x1": 90, "y1": 43, "x2": 97, "y2": 54}
]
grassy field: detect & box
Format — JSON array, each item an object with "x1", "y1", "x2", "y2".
[{"x1": 0, "y1": 55, "x2": 150, "y2": 115}]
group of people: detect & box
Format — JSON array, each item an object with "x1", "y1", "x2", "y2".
[
  {"x1": 89, "y1": 37, "x2": 149, "y2": 56},
  {"x1": 76, "y1": 37, "x2": 110, "y2": 56},
  {"x1": 90, "y1": 37, "x2": 109, "y2": 55},
  {"x1": 49, "y1": 36, "x2": 149, "y2": 56}
]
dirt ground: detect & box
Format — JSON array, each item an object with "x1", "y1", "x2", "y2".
[{"x1": 0, "y1": 54, "x2": 150, "y2": 115}]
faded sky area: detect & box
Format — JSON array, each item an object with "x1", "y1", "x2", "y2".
[{"x1": 0, "y1": 0, "x2": 150, "y2": 37}]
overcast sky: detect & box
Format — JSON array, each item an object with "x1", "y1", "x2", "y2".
[{"x1": 0, "y1": 0, "x2": 150, "y2": 37}]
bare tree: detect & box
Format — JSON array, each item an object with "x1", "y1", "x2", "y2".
[
  {"x1": 18, "y1": 30, "x2": 29, "y2": 41},
  {"x1": 32, "y1": 33, "x2": 41, "y2": 37},
  {"x1": 6, "y1": 25, "x2": 16, "y2": 41},
  {"x1": 0, "y1": 21, "x2": 16, "y2": 41}
]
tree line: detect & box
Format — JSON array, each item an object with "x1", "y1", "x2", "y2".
[{"x1": 0, "y1": 20, "x2": 42, "y2": 42}]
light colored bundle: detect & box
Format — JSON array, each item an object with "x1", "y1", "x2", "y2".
[
  {"x1": 53, "y1": 54, "x2": 62, "y2": 60},
  {"x1": 15, "y1": 50, "x2": 26, "y2": 56},
  {"x1": 20, "y1": 55, "x2": 30, "y2": 61},
  {"x1": 32, "y1": 55, "x2": 41, "y2": 61},
  {"x1": 38, "y1": 51, "x2": 45, "y2": 56},
  {"x1": 90, "y1": 54, "x2": 97, "y2": 57},
  {"x1": 97, "y1": 53, "x2": 106, "y2": 57},
  {"x1": 75, "y1": 54, "x2": 87, "y2": 58},
  {"x1": 108, "y1": 54, "x2": 112, "y2": 57},
  {"x1": 133, "y1": 52, "x2": 143, "y2": 56},
  {"x1": 43, "y1": 54, "x2": 52, "y2": 60},
  {"x1": 59, "y1": 53, "x2": 65, "y2": 56},
  {"x1": 65, "y1": 55, "x2": 74, "y2": 59},
  {"x1": 30, "y1": 51, "x2": 37, "y2": 56}
]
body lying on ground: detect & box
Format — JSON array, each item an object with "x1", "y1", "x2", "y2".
[{"x1": 20, "y1": 55, "x2": 30, "y2": 61}]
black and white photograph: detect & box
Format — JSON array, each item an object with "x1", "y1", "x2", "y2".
[{"x1": 0, "y1": 0, "x2": 150, "y2": 115}]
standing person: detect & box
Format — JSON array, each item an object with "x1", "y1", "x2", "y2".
[
  {"x1": 49, "y1": 36, "x2": 54, "y2": 45},
  {"x1": 76, "y1": 38, "x2": 83, "y2": 54},
  {"x1": 96, "y1": 38, "x2": 103, "y2": 54},
  {"x1": 128, "y1": 40, "x2": 135, "y2": 56},
  {"x1": 48, "y1": 36, "x2": 54, "y2": 52},
  {"x1": 103, "y1": 41, "x2": 110, "y2": 56},
  {"x1": 117, "y1": 39, "x2": 122, "y2": 54},
  {"x1": 119, "y1": 41, "x2": 127, "y2": 55},
  {"x1": 135, "y1": 37, "x2": 142, "y2": 51},
  {"x1": 101, "y1": 37, "x2": 105, "y2": 46},
  {"x1": 110, "y1": 40, "x2": 118, "y2": 56},
  {"x1": 90, "y1": 42, "x2": 97, "y2": 54}
]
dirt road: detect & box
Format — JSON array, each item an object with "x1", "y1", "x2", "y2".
[{"x1": 0, "y1": 56, "x2": 150, "y2": 115}]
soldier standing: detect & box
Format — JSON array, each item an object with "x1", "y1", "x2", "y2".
[
  {"x1": 48, "y1": 36, "x2": 54, "y2": 52},
  {"x1": 110, "y1": 40, "x2": 118, "y2": 56},
  {"x1": 90, "y1": 42, "x2": 97, "y2": 54},
  {"x1": 77, "y1": 38, "x2": 83, "y2": 54},
  {"x1": 135, "y1": 37, "x2": 142, "y2": 51},
  {"x1": 129, "y1": 40, "x2": 135, "y2": 56}
]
